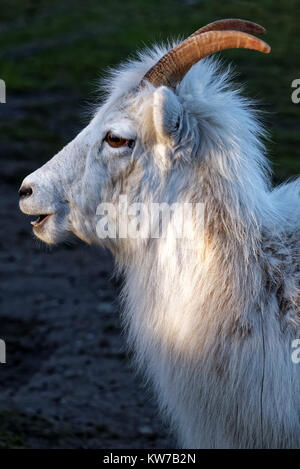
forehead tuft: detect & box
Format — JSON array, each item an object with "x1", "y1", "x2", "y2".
[{"x1": 98, "y1": 43, "x2": 175, "y2": 104}]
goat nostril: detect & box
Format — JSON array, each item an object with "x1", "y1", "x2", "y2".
[{"x1": 19, "y1": 185, "x2": 33, "y2": 199}]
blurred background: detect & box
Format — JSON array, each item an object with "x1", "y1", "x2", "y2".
[{"x1": 0, "y1": 0, "x2": 299, "y2": 448}]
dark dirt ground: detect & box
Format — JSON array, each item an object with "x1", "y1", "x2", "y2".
[{"x1": 0, "y1": 92, "x2": 173, "y2": 449}]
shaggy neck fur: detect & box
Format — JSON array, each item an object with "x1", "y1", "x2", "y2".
[{"x1": 121, "y1": 172, "x2": 299, "y2": 448}]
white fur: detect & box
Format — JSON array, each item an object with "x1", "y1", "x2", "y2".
[{"x1": 19, "y1": 43, "x2": 300, "y2": 448}]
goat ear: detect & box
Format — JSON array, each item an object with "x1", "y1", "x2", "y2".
[{"x1": 152, "y1": 86, "x2": 183, "y2": 142}]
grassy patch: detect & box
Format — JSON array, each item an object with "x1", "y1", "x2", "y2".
[{"x1": 0, "y1": 410, "x2": 56, "y2": 448}]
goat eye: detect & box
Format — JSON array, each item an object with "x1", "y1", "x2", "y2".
[{"x1": 104, "y1": 131, "x2": 134, "y2": 149}]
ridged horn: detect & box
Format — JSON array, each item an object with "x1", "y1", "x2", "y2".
[
  {"x1": 189, "y1": 18, "x2": 266, "y2": 37},
  {"x1": 142, "y1": 22, "x2": 270, "y2": 88}
]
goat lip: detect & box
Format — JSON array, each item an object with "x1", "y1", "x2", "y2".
[{"x1": 31, "y1": 214, "x2": 52, "y2": 228}]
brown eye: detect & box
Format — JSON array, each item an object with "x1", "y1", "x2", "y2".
[{"x1": 104, "y1": 131, "x2": 134, "y2": 149}]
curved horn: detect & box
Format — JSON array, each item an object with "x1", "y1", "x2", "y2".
[
  {"x1": 189, "y1": 18, "x2": 266, "y2": 37},
  {"x1": 142, "y1": 28, "x2": 270, "y2": 88}
]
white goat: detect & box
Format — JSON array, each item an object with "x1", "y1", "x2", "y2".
[{"x1": 19, "y1": 19, "x2": 300, "y2": 448}]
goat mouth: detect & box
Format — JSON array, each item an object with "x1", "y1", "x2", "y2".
[{"x1": 31, "y1": 214, "x2": 52, "y2": 228}]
